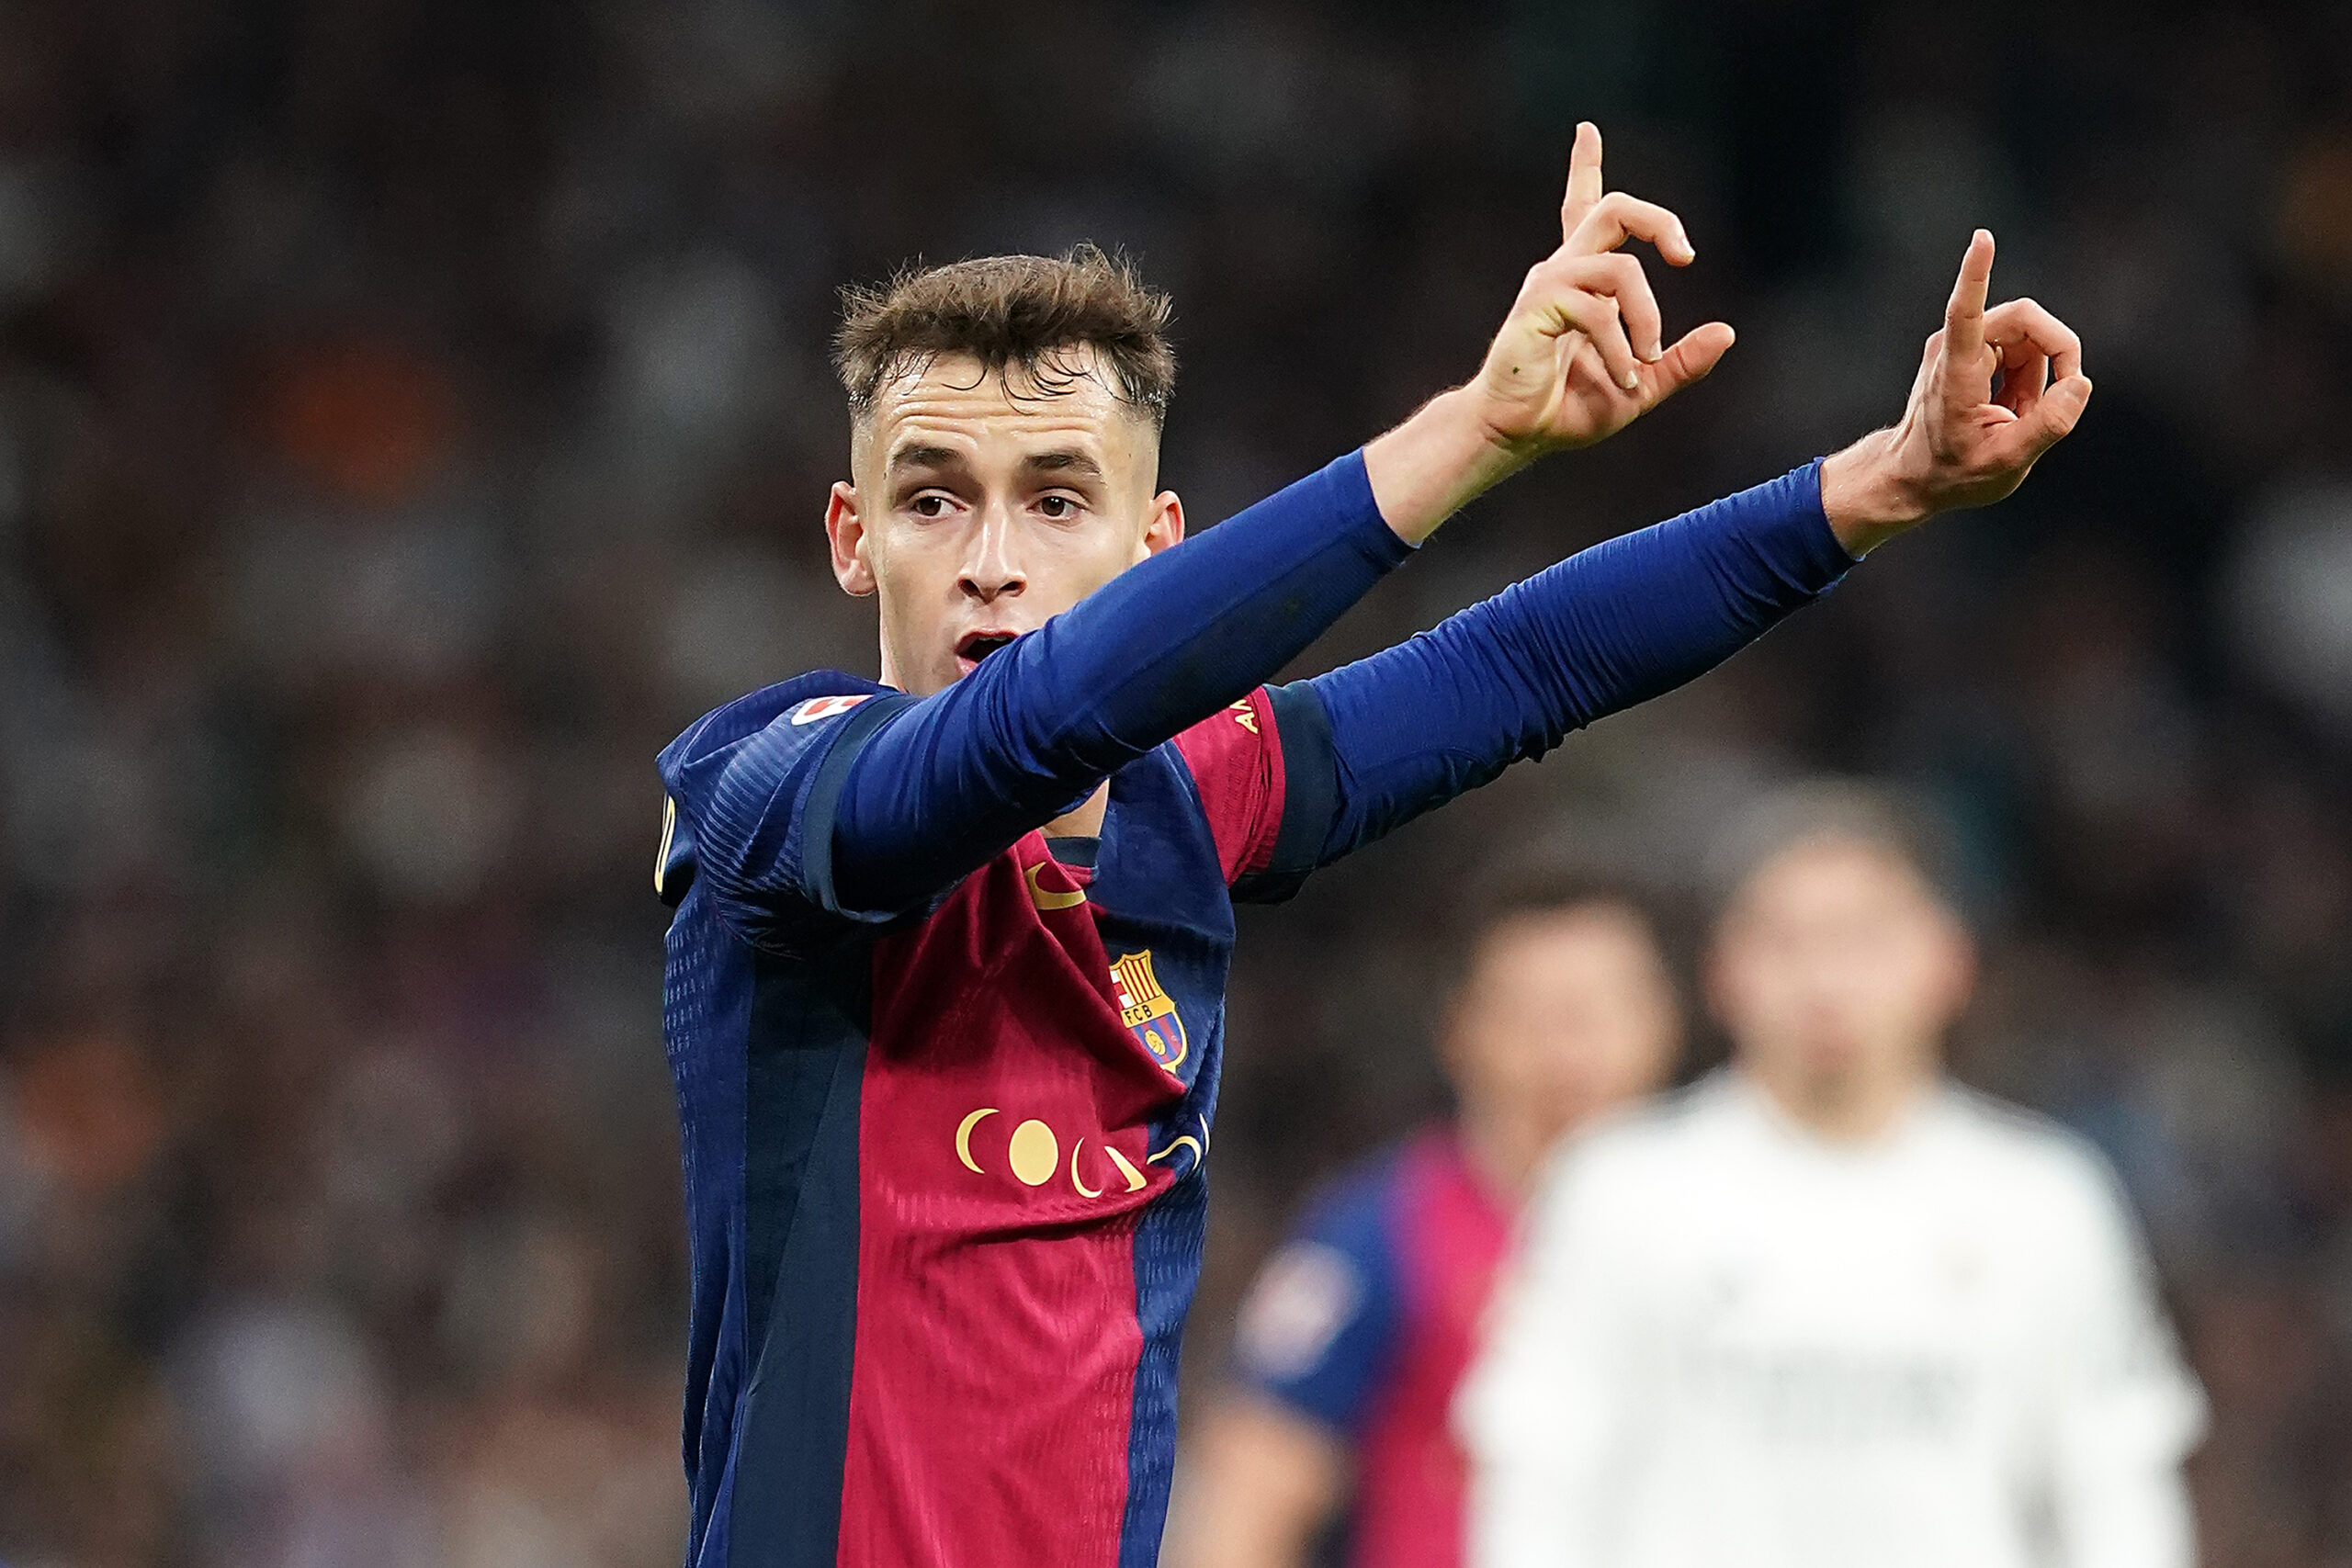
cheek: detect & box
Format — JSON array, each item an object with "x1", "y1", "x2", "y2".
[
  {"x1": 1037, "y1": 529, "x2": 1146, "y2": 604},
  {"x1": 1876, "y1": 942, "x2": 1962, "y2": 1029},
  {"x1": 870, "y1": 535, "x2": 963, "y2": 617}
]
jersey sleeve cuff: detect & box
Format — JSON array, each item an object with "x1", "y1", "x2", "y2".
[
  {"x1": 1231, "y1": 681, "x2": 1339, "y2": 905},
  {"x1": 1792, "y1": 457, "x2": 1860, "y2": 581},
  {"x1": 1336, "y1": 446, "x2": 1419, "y2": 567}
]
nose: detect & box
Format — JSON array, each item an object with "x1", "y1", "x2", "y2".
[{"x1": 959, "y1": 500, "x2": 1025, "y2": 604}]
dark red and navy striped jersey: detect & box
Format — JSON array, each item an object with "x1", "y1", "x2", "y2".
[
  {"x1": 1232, "y1": 1129, "x2": 1513, "y2": 1568},
  {"x1": 660, "y1": 675, "x2": 1338, "y2": 1568}
]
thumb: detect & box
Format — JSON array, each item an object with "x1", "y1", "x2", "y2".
[
  {"x1": 2016, "y1": 373, "x2": 2092, "y2": 458},
  {"x1": 1646, "y1": 321, "x2": 1736, "y2": 401}
]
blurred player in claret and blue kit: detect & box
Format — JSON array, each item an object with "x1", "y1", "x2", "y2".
[
  {"x1": 651, "y1": 121, "x2": 2094, "y2": 1568},
  {"x1": 1174, "y1": 863, "x2": 1681, "y2": 1568}
]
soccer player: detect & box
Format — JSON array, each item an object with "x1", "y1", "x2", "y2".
[
  {"x1": 1174, "y1": 866, "x2": 1680, "y2": 1568},
  {"x1": 1458, "y1": 784, "x2": 2206, "y2": 1568},
  {"x1": 654, "y1": 120, "x2": 2091, "y2": 1568}
]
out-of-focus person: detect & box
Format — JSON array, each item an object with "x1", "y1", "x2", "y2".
[
  {"x1": 1175, "y1": 864, "x2": 1682, "y2": 1568},
  {"x1": 1458, "y1": 783, "x2": 2207, "y2": 1568}
]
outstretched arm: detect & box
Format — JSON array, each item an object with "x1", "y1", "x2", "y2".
[
  {"x1": 1289, "y1": 463, "x2": 1845, "y2": 869},
  {"x1": 1257, "y1": 229, "x2": 2090, "y2": 880}
]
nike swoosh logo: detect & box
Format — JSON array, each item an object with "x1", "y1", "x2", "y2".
[{"x1": 1025, "y1": 862, "x2": 1087, "y2": 911}]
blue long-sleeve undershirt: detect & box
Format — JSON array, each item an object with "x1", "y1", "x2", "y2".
[{"x1": 819, "y1": 451, "x2": 1850, "y2": 919}]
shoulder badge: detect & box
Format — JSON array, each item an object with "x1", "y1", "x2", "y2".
[{"x1": 789, "y1": 694, "x2": 876, "y2": 726}]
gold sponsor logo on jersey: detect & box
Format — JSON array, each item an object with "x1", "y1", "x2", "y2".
[{"x1": 954, "y1": 1107, "x2": 1153, "y2": 1196}]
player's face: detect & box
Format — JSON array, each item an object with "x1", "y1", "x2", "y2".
[
  {"x1": 1446, "y1": 905, "x2": 1680, "y2": 1147},
  {"x1": 825, "y1": 351, "x2": 1184, "y2": 695},
  {"x1": 1708, "y1": 839, "x2": 1973, "y2": 1107}
]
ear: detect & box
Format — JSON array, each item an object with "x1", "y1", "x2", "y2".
[
  {"x1": 1700, "y1": 936, "x2": 1736, "y2": 1035},
  {"x1": 827, "y1": 481, "x2": 876, "y2": 597},
  {"x1": 1930, "y1": 915, "x2": 1978, "y2": 1032},
  {"x1": 1140, "y1": 490, "x2": 1185, "y2": 559}
]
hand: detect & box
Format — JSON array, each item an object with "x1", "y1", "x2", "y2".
[
  {"x1": 1470, "y1": 121, "x2": 1734, "y2": 457},
  {"x1": 1363, "y1": 123, "x2": 1735, "y2": 542},
  {"x1": 1821, "y1": 230, "x2": 2091, "y2": 555}
]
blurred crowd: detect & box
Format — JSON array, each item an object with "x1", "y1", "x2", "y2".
[{"x1": 2, "y1": 1, "x2": 2351, "y2": 1563}]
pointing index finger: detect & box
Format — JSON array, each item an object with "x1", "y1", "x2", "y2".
[
  {"x1": 1943, "y1": 229, "x2": 1995, "y2": 372},
  {"x1": 1561, "y1": 121, "x2": 1604, "y2": 245}
]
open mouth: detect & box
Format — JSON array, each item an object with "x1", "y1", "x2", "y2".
[{"x1": 955, "y1": 631, "x2": 1018, "y2": 671}]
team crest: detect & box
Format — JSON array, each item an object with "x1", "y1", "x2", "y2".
[{"x1": 1110, "y1": 950, "x2": 1188, "y2": 1074}]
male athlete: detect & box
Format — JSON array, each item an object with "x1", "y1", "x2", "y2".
[
  {"x1": 653, "y1": 123, "x2": 2091, "y2": 1568},
  {"x1": 1458, "y1": 785, "x2": 2203, "y2": 1568},
  {"x1": 1175, "y1": 865, "x2": 1680, "y2": 1568}
]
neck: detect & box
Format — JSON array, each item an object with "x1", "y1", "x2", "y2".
[
  {"x1": 1456, "y1": 1100, "x2": 1549, "y2": 1207},
  {"x1": 1045, "y1": 782, "x2": 1110, "y2": 838},
  {"x1": 1744, "y1": 1055, "x2": 1932, "y2": 1144}
]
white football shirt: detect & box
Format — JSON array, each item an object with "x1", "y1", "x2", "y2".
[{"x1": 1459, "y1": 1072, "x2": 2205, "y2": 1568}]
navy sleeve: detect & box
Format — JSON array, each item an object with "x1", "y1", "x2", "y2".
[
  {"x1": 655, "y1": 678, "x2": 913, "y2": 949},
  {"x1": 1231, "y1": 1166, "x2": 1404, "y2": 1436},
  {"x1": 1292, "y1": 460, "x2": 1851, "y2": 865},
  {"x1": 827, "y1": 451, "x2": 1411, "y2": 919}
]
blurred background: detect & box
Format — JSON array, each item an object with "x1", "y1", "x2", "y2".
[{"x1": 2, "y1": 0, "x2": 2350, "y2": 1562}]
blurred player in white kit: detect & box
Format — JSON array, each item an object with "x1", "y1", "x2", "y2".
[{"x1": 1458, "y1": 784, "x2": 2207, "y2": 1568}]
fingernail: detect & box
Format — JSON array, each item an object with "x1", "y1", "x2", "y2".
[{"x1": 1621, "y1": 371, "x2": 1639, "y2": 390}]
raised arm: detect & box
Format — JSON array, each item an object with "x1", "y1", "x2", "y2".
[
  {"x1": 1244, "y1": 227, "x2": 2091, "y2": 882},
  {"x1": 1289, "y1": 462, "x2": 1847, "y2": 869}
]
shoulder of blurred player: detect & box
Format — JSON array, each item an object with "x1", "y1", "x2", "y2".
[
  {"x1": 1544, "y1": 1071, "x2": 1725, "y2": 1167},
  {"x1": 1516, "y1": 1076, "x2": 1731, "y2": 1240},
  {"x1": 1233, "y1": 1139, "x2": 1415, "y2": 1388},
  {"x1": 1934, "y1": 1085, "x2": 2153, "y2": 1240}
]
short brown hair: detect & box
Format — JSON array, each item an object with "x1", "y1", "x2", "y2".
[
  {"x1": 832, "y1": 245, "x2": 1177, "y2": 427},
  {"x1": 1448, "y1": 831, "x2": 1679, "y2": 984},
  {"x1": 1704, "y1": 779, "x2": 1967, "y2": 919}
]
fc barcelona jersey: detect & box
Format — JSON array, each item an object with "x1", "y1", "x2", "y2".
[{"x1": 656, "y1": 671, "x2": 1334, "y2": 1568}]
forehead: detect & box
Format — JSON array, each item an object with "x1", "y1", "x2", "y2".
[
  {"x1": 858, "y1": 350, "x2": 1150, "y2": 468},
  {"x1": 1733, "y1": 838, "x2": 1936, "y2": 920},
  {"x1": 1474, "y1": 907, "x2": 1656, "y2": 987}
]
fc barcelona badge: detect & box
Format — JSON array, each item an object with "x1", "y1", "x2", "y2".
[{"x1": 1110, "y1": 950, "x2": 1189, "y2": 1074}]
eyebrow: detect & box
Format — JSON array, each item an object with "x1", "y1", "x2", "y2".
[
  {"x1": 885, "y1": 444, "x2": 965, "y2": 476},
  {"x1": 1022, "y1": 449, "x2": 1104, "y2": 481}
]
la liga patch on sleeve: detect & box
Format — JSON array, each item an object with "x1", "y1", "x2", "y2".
[
  {"x1": 1236, "y1": 1242, "x2": 1362, "y2": 1380},
  {"x1": 788, "y1": 694, "x2": 876, "y2": 726}
]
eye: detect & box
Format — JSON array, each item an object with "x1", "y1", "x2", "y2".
[
  {"x1": 910, "y1": 492, "x2": 955, "y2": 519},
  {"x1": 1037, "y1": 493, "x2": 1081, "y2": 520}
]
